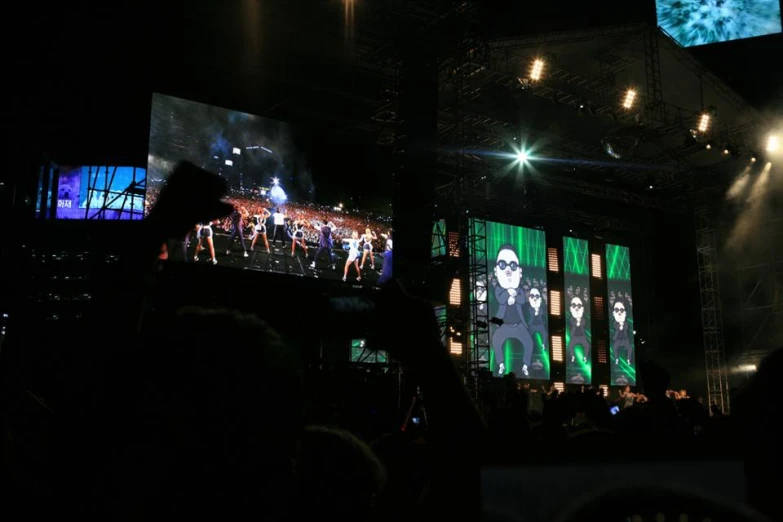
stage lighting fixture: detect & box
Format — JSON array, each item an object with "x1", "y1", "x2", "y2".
[
  {"x1": 697, "y1": 113, "x2": 711, "y2": 133},
  {"x1": 530, "y1": 58, "x2": 545, "y2": 81},
  {"x1": 517, "y1": 150, "x2": 529, "y2": 162},
  {"x1": 622, "y1": 89, "x2": 637, "y2": 109},
  {"x1": 272, "y1": 177, "x2": 279, "y2": 185},
  {"x1": 722, "y1": 146, "x2": 731, "y2": 156},
  {"x1": 750, "y1": 156, "x2": 757, "y2": 163},
  {"x1": 768, "y1": 135, "x2": 780, "y2": 152},
  {"x1": 705, "y1": 140, "x2": 714, "y2": 150}
]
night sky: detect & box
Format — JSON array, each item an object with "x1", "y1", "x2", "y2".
[{"x1": 14, "y1": 2, "x2": 781, "y2": 198}]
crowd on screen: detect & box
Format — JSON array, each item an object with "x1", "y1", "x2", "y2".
[{"x1": 145, "y1": 187, "x2": 391, "y2": 249}]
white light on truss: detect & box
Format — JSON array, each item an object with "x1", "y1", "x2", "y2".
[
  {"x1": 622, "y1": 89, "x2": 637, "y2": 109},
  {"x1": 698, "y1": 113, "x2": 711, "y2": 133},
  {"x1": 530, "y1": 59, "x2": 545, "y2": 81},
  {"x1": 768, "y1": 135, "x2": 780, "y2": 152}
]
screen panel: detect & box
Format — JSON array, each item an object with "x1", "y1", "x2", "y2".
[
  {"x1": 485, "y1": 221, "x2": 549, "y2": 380},
  {"x1": 564, "y1": 237, "x2": 592, "y2": 385},
  {"x1": 55, "y1": 166, "x2": 146, "y2": 220},
  {"x1": 657, "y1": 0, "x2": 782, "y2": 47},
  {"x1": 148, "y1": 93, "x2": 392, "y2": 286},
  {"x1": 349, "y1": 338, "x2": 388, "y2": 364},
  {"x1": 431, "y1": 219, "x2": 447, "y2": 257},
  {"x1": 607, "y1": 244, "x2": 637, "y2": 386}
]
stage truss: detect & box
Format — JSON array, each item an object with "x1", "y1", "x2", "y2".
[
  {"x1": 694, "y1": 197, "x2": 730, "y2": 414},
  {"x1": 465, "y1": 217, "x2": 490, "y2": 398},
  {"x1": 737, "y1": 215, "x2": 783, "y2": 372}
]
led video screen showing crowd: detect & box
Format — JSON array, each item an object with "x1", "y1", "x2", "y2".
[
  {"x1": 148, "y1": 93, "x2": 393, "y2": 286},
  {"x1": 54, "y1": 166, "x2": 146, "y2": 220},
  {"x1": 606, "y1": 244, "x2": 637, "y2": 386},
  {"x1": 564, "y1": 237, "x2": 592, "y2": 385},
  {"x1": 657, "y1": 0, "x2": 782, "y2": 47},
  {"x1": 481, "y1": 220, "x2": 550, "y2": 380}
]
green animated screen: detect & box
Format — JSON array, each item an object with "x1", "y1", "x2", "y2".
[
  {"x1": 432, "y1": 219, "x2": 447, "y2": 257},
  {"x1": 350, "y1": 339, "x2": 388, "y2": 364},
  {"x1": 481, "y1": 220, "x2": 549, "y2": 380},
  {"x1": 564, "y1": 237, "x2": 592, "y2": 385},
  {"x1": 606, "y1": 244, "x2": 636, "y2": 386}
]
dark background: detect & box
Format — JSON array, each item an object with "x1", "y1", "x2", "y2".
[{"x1": 9, "y1": 1, "x2": 782, "y2": 393}]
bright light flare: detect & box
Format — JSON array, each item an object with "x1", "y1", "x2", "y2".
[
  {"x1": 622, "y1": 89, "x2": 637, "y2": 110},
  {"x1": 697, "y1": 113, "x2": 711, "y2": 133},
  {"x1": 530, "y1": 59, "x2": 545, "y2": 81},
  {"x1": 768, "y1": 135, "x2": 780, "y2": 153},
  {"x1": 272, "y1": 177, "x2": 279, "y2": 185},
  {"x1": 516, "y1": 150, "x2": 529, "y2": 162}
]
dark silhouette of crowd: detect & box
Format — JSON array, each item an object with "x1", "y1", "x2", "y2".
[{"x1": 2, "y1": 163, "x2": 779, "y2": 522}]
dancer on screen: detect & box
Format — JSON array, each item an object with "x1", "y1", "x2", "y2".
[
  {"x1": 342, "y1": 230, "x2": 362, "y2": 283},
  {"x1": 612, "y1": 297, "x2": 633, "y2": 365},
  {"x1": 194, "y1": 221, "x2": 218, "y2": 265},
  {"x1": 378, "y1": 234, "x2": 393, "y2": 285},
  {"x1": 524, "y1": 286, "x2": 548, "y2": 357},
  {"x1": 250, "y1": 210, "x2": 271, "y2": 253},
  {"x1": 567, "y1": 295, "x2": 590, "y2": 364},
  {"x1": 491, "y1": 244, "x2": 534, "y2": 377},
  {"x1": 310, "y1": 218, "x2": 337, "y2": 270},
  {"x1": 271, "y1": 207, "x2": 287, "y2": 248},
  {"x1": 291, "y1": 220, "x2": 308, "y2": 258},
  {"x1": 360, "y1": 227, "x2": 377, "y2": 270},
  {"x1": 225, "y1": 207, "x2": 249, "y2": 257}
]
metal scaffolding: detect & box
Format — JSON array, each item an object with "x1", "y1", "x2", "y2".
[
  {"x1": 737, "y1": 216, "x2": 783, "y2": 369},
  {"x1": 466, "y1": 217, "x2": 490, "y2": 398},
  {"x1": 643, "y1": 26, "x2": 665, "y2": 124},
  {"x1": 694, "y1": 200, "x2": 730, "y2": 413}
]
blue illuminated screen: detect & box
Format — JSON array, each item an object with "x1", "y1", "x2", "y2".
[
  {"x1": 657, "y1": 0, "x2": 782, "y2": 47},
  {"x1": 52, "y1": 166, "x2": 146, "y2": 220}
]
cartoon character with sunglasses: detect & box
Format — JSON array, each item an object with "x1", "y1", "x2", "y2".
[
  {"x1": 611, "y1": 297, "x2": 632, "y2": 365},
  {"x1": 567, "y1": 295, "x2": 590, "y2": 365},
  {"x1": 491, "y1": 244, "x2": 534, "y2": 377}
]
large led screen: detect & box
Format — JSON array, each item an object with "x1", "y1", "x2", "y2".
[
  {"x1": 564, "y1": 237, "x2": 592, "y2": 385},
  {"x1": 148, "y1": 93, "x2": 392, "y2": 286},
  {"x1": 483, "y1": 220, "x2": 549, "y2": 380},
  {"x1": 657, "y1": 0, "x2": 782, "y2": 47},
  {"x1": 55, "y1": 166, "x2": 146, "y2": 220},
  {"x1": 607, "y1": 244, "x2": 637, "y2": 386}
]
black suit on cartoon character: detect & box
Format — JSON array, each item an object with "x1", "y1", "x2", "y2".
[{"x1": 491, "y1": 244, "x2": 534, "y2": 377}]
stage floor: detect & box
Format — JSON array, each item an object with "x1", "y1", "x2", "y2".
[{"x1": 189, "y1": 233, "x2": 383, "y2": 286}]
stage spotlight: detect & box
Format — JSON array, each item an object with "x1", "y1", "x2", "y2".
[
  {"x1": 722, "y1": 146, "x2": 731, "y2": 156},
  {"x1": 697, "y1": 113, "x2": 711, "y2": 133},
  {"x1": 622, "y1": 89, "x2": 637, "y2": 109},
  {"x1": 768, "y1": 135, "x2": 780, "y2": 152},
  {"x1": 706, "y1": 140, "x2": 714, "y2": 150},
  {"x1": 272, "y1": 177, "x2": 279, "y2": 185},
  {"x1": 516, "y1": 150, "x2": 529, "y2": 162},
  {"x1": 530, "y1": 58, "x2": 545, "y2": 81},
  {"x1": 750, "y1": 156, "x2": 757, "y2": 163}
]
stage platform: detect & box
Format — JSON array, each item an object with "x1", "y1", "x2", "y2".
[{"x1": 188, "y1": 232, "x2": 385, "y2": 287}]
